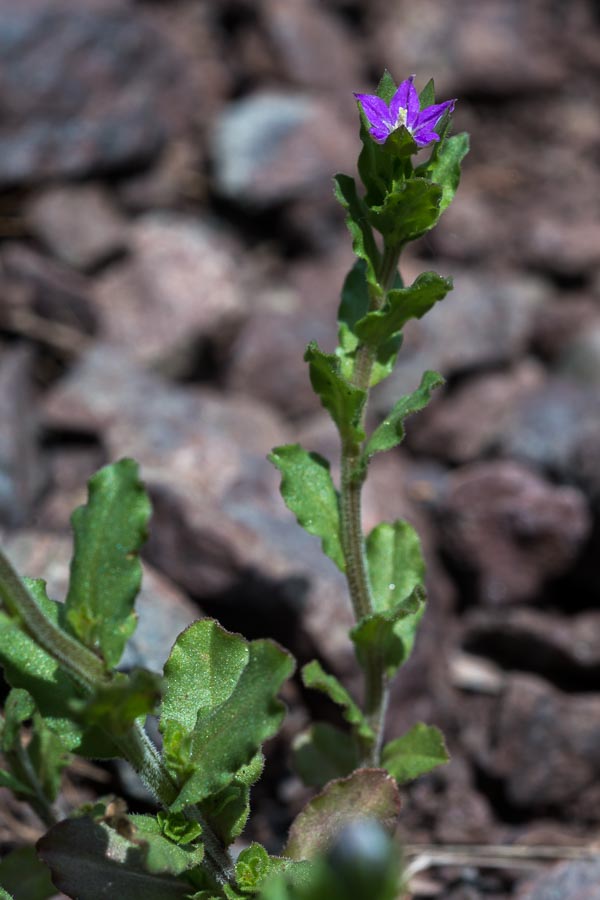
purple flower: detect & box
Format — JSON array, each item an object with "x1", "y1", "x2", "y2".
[{"x1": 354, "y1": 76, "x2": 455, "y2": 148}]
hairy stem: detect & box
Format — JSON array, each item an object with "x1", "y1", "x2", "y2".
[{"x1": 340, "y1": 242, "x2": 401, "y2": 765}]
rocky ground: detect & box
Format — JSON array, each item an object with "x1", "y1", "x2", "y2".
[{"x1": 1, "y1": 0, "x2": 600, "y2": 897}]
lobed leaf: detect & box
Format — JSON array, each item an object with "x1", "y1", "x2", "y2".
[
  {"x1": 284, "y1": 769, "x2": 401, "y2": 861},
  {"x1": 292, "y1": 723, "x2": 358, "y2": 788},
  {"x1": 354, "y1": 272, "x2": 452, "y2": 349},
  {"x1": 64, "y1": 459, "x2": 151, "y2": 669},
  {"x1": 304, "y1": 343, "x2": 366, "y2": 447},
  {"x1": 269, "y1": 445, "x2": 344, "y2": 572},
  {"x1": 160, "y1": 619, "x2": 294, "y2": 812},
  {"x1": 382, "y1": 723, "x2": 449, "y2": 784},
  {"x1": 301, "y1": 661, "x2": 373, "y2": 741},
  {"x1": 364, "y1": 371, "x2": 444, "y2": 459},
  {"x1": 368, "y1": 179, "x2": 442, "y2": 245}
]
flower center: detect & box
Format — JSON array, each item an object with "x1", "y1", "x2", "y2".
[{"x1": 396, "y1": 107, "x2": 408, "y2": 129}]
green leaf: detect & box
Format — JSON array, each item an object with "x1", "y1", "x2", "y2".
[
  {"x1": 301, "y1": 661, "x2": 373, "y2": 741},
  {"x1": 37, "y1": 818, "x2": 194, "y2": 899},
  {"x1": 0, "y1": 846, "x2": 56, "y2": 900},
  {"x1": 0, "y1": 891, "x2": 12, "y2": 900},
  {"x1": 355, "y1": 272, "x2": 452, "y2": 349},
  {"x1": 375, "y1": 70, "x2": 397, "y2": 103},
  {"x1": 2, "y1": 688, "x2": 35, "y2": 750},
  {"x1": 350, "y1": 593, "x2": 423, "y2": 680},
  {"x1": 364, "y1": 371, "x2": 444, "y2": 459},
  {"x1": 64, "y1": 459, "x2": 151, "y2": 669},
  {"x1": 368, "y1": 179, "x2": 442, "y2": 244},
  {"x1": 418, "y1": 78, "x2": 435, "y2": 109},
  {"x1": 69, "y1": 668, "x2": 162, "y2": 735},
  {"x1": 285, "y1": 769, "x2": 401, "y2": 861},
  {"x1": 366, "y1": 521, "x2": 425, "y2": 614},
  {"x1": 292, "y1": 723, "x2": 358, "y2": 788},
  {"x1": 418, "y1": 132, "x2": 469, "y2": 214},
  {"x1": 0, "y1": 583, "x2": 119, "y2": 758},
  {"x1": 160, "y1": 619, "x2": 294, "y2": 811},
  {"x1": 129, "y1": 814, "x2": 205, "y2": 878},
  {"x1": 236, "y1": 844, "x2": 300, "y2": 892},
  {"x1": 269, "y1": 445, "x2": 344, "y2": 572},
  {"x1": 0, "y1": 768, "x2": 34, "y2": 796},
  {"x1": 382, "y1": 723, "x2": 449, "y2": 784},
  {"x1": 199, "y1": 752, "x2": 263, "y2": 845},
  {"x1": 304, "y1": 342, "x2": 366, "y2": 446},
  {"x1": 333, "y1": 175, "x2": 380, "y2": 290}
]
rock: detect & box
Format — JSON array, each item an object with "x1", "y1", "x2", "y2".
[
  {"x1": 436, "y1": 461, "x2": 591, "y2": 605},
  {"x1": 558, "y1": 324, "x2": 600, "y2": 386},
  {"x1": 525, "y1": 217, "x2": 600, "y2": 277},
  {"x1": 42, "y1": 347, "x2": 357, "y2": 673},
  {"x1": 481, "y1": 674, "x2": 600, "y2": 812},
  {"x1": 117, "y1": 140, "x2": 204, "y2": 213},
  {"x1": 374, "y1": 271, "x2": 547, "y2": 414},
  {"x1": 0, "y1": 530, "x2": 199, "y2": 674},
  {"x1": 25, "y1": 185, "x2": 127, "y2": 271},
  {"x1": 530, "y1": 296, "x2": 599, "y2": 362},
  {"x1": 211, "y1": 91, "x2": 358, "y2": 207},
  {"x1": 517, "y1": 861, "x2": 600, "y2": 900},
  {"x1": 373, "y1": 0, "x2": 568, "y2": 97},
  {"x1": 261, "y1": 0, "x2": 362, "y2": 92},
  {"x1": 93, "y1": 215, "x2": 245, "y2": 375},
  {"x1": 0, "y1": 345, "x2": 45, "y2": 526},
  {"x1": 0, "y1": 0, "x2": 188, "y2": 185},
  {"x1": 408, "y1": 361, "x2": 546, "y2": 464}
]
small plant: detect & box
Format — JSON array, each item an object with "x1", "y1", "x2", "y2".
[{"x1": 0, "y1": 72, "x2": 468, "y2": 900}]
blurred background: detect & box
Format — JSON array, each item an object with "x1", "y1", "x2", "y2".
[{"x1": 0, "y1": 0, "x2": 599, "y2": 897}]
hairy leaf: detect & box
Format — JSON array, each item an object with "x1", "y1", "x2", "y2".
[
  {"x1": 333, "y1": 175, "x2": 380, "y2": 290},
  {"x1": 199, "y1": 753, "x2": 264, "y2": 845},
  {"x1": 64, "y1": 459, "x2": 151, "y2": 669},
  {"x1": 160, "y1": 620, "x2": 294, "y2": 812},
  {"x1": 285, "y1": 769, "x2": 401, "y2": 860},
  {"x1": 69, "y1": 668, "x2": 162, "y2": 735},
  {"x1": 269, "y1": 445, "x2": 344, "y2": 571},
  {"x1": 292, "y1": 723, "x2": 358, "y2": 788},
  {"x1": 304, "y1": 343, "x2": 366, "y2": 447},
  {"x1": 302, "y1": 661, "x2": 373, "y2": 741},
  {"x1": 364, "y1": 371, "x2": 444, "y2": 459},
  {"x1": 382, "y1": 723, "x2": 449, "y2": 784},
  {"x1": 355, "y1": 273, "x2": 452, "y2": 348}
]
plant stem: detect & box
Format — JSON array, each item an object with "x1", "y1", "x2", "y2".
[{"x1": 340, "y1": 242, "x2": 401, "y2": 765}]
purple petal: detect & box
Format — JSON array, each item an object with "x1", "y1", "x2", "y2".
[
  {"x1": 390, "y1": 76, "x2": 420, "y2": 129},
  {"x1": 415, "y1": 99, "x2": 456, "y2": 131},
  {"x1": 369, "y1": 124, "x2": 393, "y2": 144},
  {"x1": 354, "y1": 92, "x2": 394, "y2": 131},
  {"x1": 413, "y1": 129, "x2": 441, "y2": 147}
]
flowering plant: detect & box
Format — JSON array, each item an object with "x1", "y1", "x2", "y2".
[{"x1": 0, "y1": 72, "x2": 467, "y2": 900}]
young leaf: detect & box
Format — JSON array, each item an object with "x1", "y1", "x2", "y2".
[
  {"x1": 68, "y1": 668, "x2": 162, "y2": 735},
  {"x1": 0, "y1": 845, "x2": 56, "y2": 900},
  {"x1": 64, "y1": 459, "x2": 151, "y2": 669},
  {"x1": 366, "y1": 521, "x2": 425, "y2": 614},
  {"x1": 199, "y1": 753, "x2": 264, "y2": 845},
  {"x1": 333, "y1": 174, "x2": 380, "y2": 289},
  {"x1": 364, "y1": 371, "x2": 444, "y2": 459},
  {"x1": 350, "y1": 595, "x2": 423, "y2": 679},
  {"x1": 284, "y1": 769, "x2": 401, "y2": 861},
  {"x1": 304, "y1": 343, "x2": 366, "y2": 446},
  {"x1": 0, "y1": 582, "x2": 119, "y2": 758},
  {"x1": 37, "y1": 818, "x2": 193, "y2": 899},
  {"x1": 418, "y1": 132, "x2": 470, "y2": 213},
  {"x1": 160, "y1": 619, "x2": 294, "y2": 811},
  {"x1": 269, "y1": 445, "x2": 344, "y2": 572},
  {"x1": 301, "y1": 661, "x2": 373, "y2": 741},
  {"x1": 367, "y1": 179, "x2": 442, "y2": 245},
  {"x1": 292, "y1": 723, "x2": 358, "y2": 788},
  {"x1": 129, "y1": 814, "x2": 205, "y2": 877},
  {"x1": 355, "y1": 272, "x2": 452, "y2": 349},
  {"x1": 382, "y1": 723, "x2": 449, "y2": 784},
  {"x1": 236, "y1": 844, "x2": 304, "y2": 893}
]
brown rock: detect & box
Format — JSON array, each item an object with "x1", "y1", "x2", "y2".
[
  {"x1": 25, "y1": 185, "x2": 127, "y2": 271},
  {"x1": 93, "y1": 215, "x2": 245, "y2": 375},
  {"x1": 437, "y1": 461, "x2": 591, "y2": 605}
]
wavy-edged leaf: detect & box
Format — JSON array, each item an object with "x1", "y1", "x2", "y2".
[
  {"x1": 304, "y1": 343, "x2": 366, "y2": 447},
  {"x1": 382, "y1": 723, "x2": 449, "y2": 784},
  {"x1": 292, "y1": 723, "x2": 358, "y2": 788},
  {"x1": 0, "y1": 582, "x2": 118, "y2": 758},
  {"x1": 355, "y1": 272, "x2": 452, "y2": 349},
  {"x1": 301, "y1": 661, "x2": 373, "y2": 741},
  {"x1": 199, "y1": 752, "x2": 264, "y2": 845},
  {"x1": 418, "y1": 132, "x2": 469, "y2": 213},
  {"x1": 364, "y1": 371, "x2": 444, "y2": 459},
  {"x1": 160, "y1": 619, "x2": 294, "y2": 812},
  {"x1": 368, "y1": 179, "x2": 442, "y2": 245},
  {"x1": 285, "y1": 769, "x2": 401, "y2": 861},
  {"x1": 64, "y1": 459, "x2": 151, "y2": 669},
  {"x1": 269, "y1": 445, "x2": 344, "y2": 572}
]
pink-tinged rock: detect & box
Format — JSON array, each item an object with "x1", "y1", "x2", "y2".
[
  {"x1": 437, "y1": 461, "x2": 591, "y2": 605},
  {"x1": 0, "y1": 530, "x2": 199, "y2": 674},
  {"x1": 93, "y1": 215, "x2": 245, "y2": 375},
  {"x1": 0, "y1": 0, "x2": 189, "y2": 185},
  {"x1": 25, "y1": 185, "x2": 127, "y2": 271}
]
